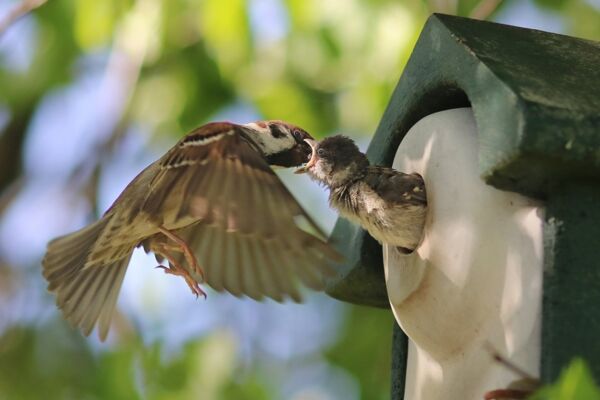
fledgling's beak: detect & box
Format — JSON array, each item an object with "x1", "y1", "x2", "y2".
[{"x1": 294, "y1": 139, "x2": 318, "y2": 174}]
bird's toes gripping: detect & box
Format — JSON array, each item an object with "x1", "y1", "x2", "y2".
[
  {"x1": 157, "y1": 226, "x2": 206, "y2": 282},
  {"x1": 189, "y1": 280, "x2": 207, "y2": 299},
  {"x1": 153, "y1": 226, "x2": 209, "y2": 298},
  {"x1": 155, "y1": 262, "x2": 207, "y2": 299},
  {"x1": 155, "y1": 264, "x2": 175, "y2": 274}
]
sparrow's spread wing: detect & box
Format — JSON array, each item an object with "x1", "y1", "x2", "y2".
[
  {"x1": 365, "y1": 168, "x2": 427, "y2": 207},
  {"x1": 140, "y1": 123, "x2": 339, "y2": 301}
]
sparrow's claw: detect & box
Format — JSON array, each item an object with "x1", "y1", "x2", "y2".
[
  {"x1": 155, "y1": 262, "x2": 207, "y2": 298},
  {"x1": 189, "y1": 281, "x2": 207, "y2": 299},
  {"x1": 178, "y1": 268, "x2": 207, "y2": 298},
  {"x1": 152, "y1": 238, "x2": 207, "y2": 299}
]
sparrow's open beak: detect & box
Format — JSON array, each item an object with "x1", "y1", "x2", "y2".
[{"x1": 294, "y1": 139, "x2": 318, "y2": 174}]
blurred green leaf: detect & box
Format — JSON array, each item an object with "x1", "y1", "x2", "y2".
[
  {"x1": 253, "y1": 80, "x2": 322, "y2": 132},
  {"x1": 531, "y1": 359, "x2": 600, "y2": 400},
  {"x1": 0, "y1": 325, "x2": 97, "y2": 400},
  {"x1": 318, "y1": 26, "x2": 342, "y2": 59},
  {"x1": 325, "y1": 306, "x2": 394, "y2": 400},
  {"x1": 534, "y1": 0, "x2": 570, "y2": 10},
  {"x1": 198, "y1": 0, "x2": 252, "y2": 75},
  {"x1": 285, "y1": 0, "x2": 317, "y2": 31},
  {"x1": 74, "y1": 0, "x2": 134, "y2": 49},
  {"x1": 563, "y1": 1, "x2": 600, "y2": 41},
  {"x1": 96, "y1": 348, "x2": 141, "y2": 399}
]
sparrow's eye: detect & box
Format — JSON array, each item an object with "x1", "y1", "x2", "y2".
[
  {"x1": 317, "y1": 148, "x2": 327, "y2": 157},
  {"x1": 292, "y1": 129, "x2": 303, "y2": 141}
]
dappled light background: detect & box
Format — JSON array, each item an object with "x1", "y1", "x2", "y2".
[{"x1": 0, "y1": 0, "x2": 598, "y2": 399}]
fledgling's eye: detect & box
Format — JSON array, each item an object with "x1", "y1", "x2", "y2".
[{"x1": 317, "y1": 148, "x2": 327, "y2": 157}]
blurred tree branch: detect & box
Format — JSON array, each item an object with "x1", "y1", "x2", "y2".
[
  {"x1": 424, "y1": 0, "x2": 504, "y2": 20},
  {"x1": 0, "y1": 0, "x2": 47, "y2": 36},
  {"x1": 470, "y1": 0, "x2": 504, "y2": 20},
  {"x1": 68, "y1": 0, "x2": 159, "y2": 216},
  {"x1": 0, "y1": 102, "x2": 36, "y2": 194},
  {"x1": 426, "y1": 0, "x2": 458, "y2": 14}
]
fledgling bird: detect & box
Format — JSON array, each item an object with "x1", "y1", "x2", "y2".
[
  {"x1": 42, "y1": 121, "x2": 340, "y2": 340},
  {"x1": 296, "y1": 135, "x2": 427, "y2": 253}
]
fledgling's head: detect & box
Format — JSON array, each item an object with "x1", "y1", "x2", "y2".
[
  {"x1": 241, "y1": 120, "x2": 313, "y2": 167},
  {"x1": 295, "y1": 135, "x2": 369, "y2": 188}
]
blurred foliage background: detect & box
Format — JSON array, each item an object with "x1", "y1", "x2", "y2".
[{"x1": 0, "y1": 0, "x2": 598, "y2": 399}]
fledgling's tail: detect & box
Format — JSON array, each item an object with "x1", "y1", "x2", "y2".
[{"x1": 42, "y1": 216, "x2": 133, "y2": 340}]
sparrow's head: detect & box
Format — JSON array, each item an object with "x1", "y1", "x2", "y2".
[
  {"x1": 295, "y1": 135, "x2": 369, "y2": 187},
  {"x1": 241, "y1": 120, "x2": 314, "y2": 167}
]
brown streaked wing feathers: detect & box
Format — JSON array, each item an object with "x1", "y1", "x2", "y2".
[
  {"x1": 365, "y1": 168, "x2": 427, "y2": 206},
  {"x1": 141, "y1": 122, "x2": 236, "y2": 219},
  {"x1": 42, "y1": 215, "x2": 133, "y2": 341},
  {"x1": 140, "y1": 128, "x2": 340, "y2": 301}
]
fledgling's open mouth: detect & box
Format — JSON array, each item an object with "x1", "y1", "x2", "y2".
[{"x1": 294, "y1": 139, "x2": 318, "y2": 174}]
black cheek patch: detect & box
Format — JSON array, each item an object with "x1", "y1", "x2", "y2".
[
  {"x1": 270, "y1": 124, "x2": 287, "y2": 138},
  {"x1": 299, "y1": 141, "x2": 312, "y2": 159},
  {"x1": 266, "y1": 147, "x2": 307, "y2": 167}
]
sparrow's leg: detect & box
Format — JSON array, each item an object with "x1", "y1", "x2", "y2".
[
  {"x1": 157, "y1": 226, "x2": 205, "y2": 281},
  {"x1": 483, "y1": 389, "x2": 532, "y2": 399},
  {"x1": 153, "y1": 243, "x2": 207, "y2": 299},
  {"x1": 483, "y1": 346, "x2": 539, "y2": 399}
]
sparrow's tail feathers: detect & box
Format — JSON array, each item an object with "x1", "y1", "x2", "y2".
[{"x1": 42, "y1": 217, "x2": 133, "y2": 341}]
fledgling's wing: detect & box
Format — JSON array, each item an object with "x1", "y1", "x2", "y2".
[
  {"x1": 364, "y1": 167, "x2": 427, "y2": 207},
  {"x1": 140, "y1": 122, "x2": 340, "y2": 301}
]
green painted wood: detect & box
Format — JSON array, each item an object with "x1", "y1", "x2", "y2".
[
  {"x1": 368, "y1": 15, "x2": 600, "y2": 198},
  {"x1": 326, "y1": 219, "x2": 388, "y2": 307},
  {"x1": 390, "y1": 322, "x2": 408, "y2": 400},
  {"x1": 542, "y1": 183, "x2": 600, "y2": 381}
]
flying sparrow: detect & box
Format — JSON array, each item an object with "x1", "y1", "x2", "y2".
[
  {"x1": 295, "y1": 135, "x2": 427, "y2": 253},
  {"x1": 42, "y1": 121, "x2": 340, "y2": 340}
]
